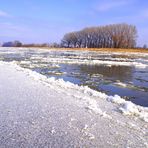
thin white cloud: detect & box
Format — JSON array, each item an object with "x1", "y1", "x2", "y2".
[
  {"x1": 0, "y1": 10, "x2": 11, "y2": 17},
  {"x1": 95, "y1": 0, "x2": 128, "y2": 12},
  {"x1": 0, "y1": 22, "x2": 31, "y2": 33},
  {"x1": 141, "y1": 9, "x2": 148, "y2": 18}
]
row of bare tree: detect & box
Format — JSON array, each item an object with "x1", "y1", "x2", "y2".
[{"x1": 61, "y1": 23, "x2": 137, "y2": 48}]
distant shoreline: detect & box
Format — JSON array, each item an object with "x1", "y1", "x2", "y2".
[
  {"x1": 24, "y1": 47, "x2": 148, "y2": 53},
  {"x1": 1, "y1": 47, "x2": 148, "y2": 53},
  {"x1": 46, "y1": 48, "x2": 148, "y2": 53}
]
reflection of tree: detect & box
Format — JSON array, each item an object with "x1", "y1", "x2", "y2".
[{"x1": 79, "y1": 65, "x2": 133, "y2": 82}]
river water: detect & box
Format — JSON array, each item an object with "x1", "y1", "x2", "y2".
[{"x1": 0, "y1": 48, "x2": 148, "y2": 107}]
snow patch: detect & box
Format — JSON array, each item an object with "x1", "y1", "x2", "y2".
[
  {"x1": 108, "y1": 95, "x2": 148, "y2": 122},
  {"x1": 107, "y1": 95, "x2": 126, "y2": 104},
  {"x1": 83, "y1": 97, "x2": 108, "y2": 117},
  {"x1": 119, "y1": 102, "x2": 139, "y2": 115}
]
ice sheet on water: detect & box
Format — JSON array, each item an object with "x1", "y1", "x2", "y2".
[
  {"x1": 1, "y1": 48, "x2": 148, "y2": 69},
  {"x1": 34, "y1": 56, "x2": 148, "y2": 69},
  {"x1": 113, "y1": 81, "x2": 148, "y2": 92},
  {"x1": 114, "y1": 81, "x2": 127, "y2": 87}
]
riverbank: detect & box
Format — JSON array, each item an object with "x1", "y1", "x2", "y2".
[
  {"x1": 1, "y1": 47, "x2": 148, "y2": 53},
  {"x1": 0, "y1": 61, "x2": 147, "y2": 147},
  {"x1": 30, "y1": 47, "x2": 148, "y2": 53}
]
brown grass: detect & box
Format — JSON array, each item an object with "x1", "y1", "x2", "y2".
[
  {"x1": 17, "y1": 46, "x2": 148, "y2": 53},
  {"x1": 36, "y1": 47, "x2": 148, "y2": 53}
]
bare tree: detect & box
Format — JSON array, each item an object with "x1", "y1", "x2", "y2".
[{"x1": 61, "y1": 23, "x2": 137, "y2": 48}]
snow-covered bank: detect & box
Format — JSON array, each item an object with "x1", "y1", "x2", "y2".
[
  {"x1": 1, "y1": 61, "x2": 148, "y2": 122},
  {"x1": 0, "y1": 61, "x2": 147, "y2": 147}
]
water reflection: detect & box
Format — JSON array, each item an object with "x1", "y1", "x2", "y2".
[{"x1": 79, "y1": 65, "x2": 133, "y2": 82}]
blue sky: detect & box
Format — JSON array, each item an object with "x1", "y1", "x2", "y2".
[{"x1": 0, "y1": 0, "x2": 148, "y2": 46}]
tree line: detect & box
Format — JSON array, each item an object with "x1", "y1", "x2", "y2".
[
  {"x1": 1, "y1": 41, "x2": 60, "y2": 48},
  {"x1": 61, "y1": 23, "x2": 137, "y2": 48},
  {"x1": 2, "y1": 41, "x2": 22, "y2": 47}
]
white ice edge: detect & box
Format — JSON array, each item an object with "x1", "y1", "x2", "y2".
[
  {"x1": 0, "y1": 61, "x2": 148, "y2": 122},
  {"x1": 29, "y1": 57, "x2": 148, "y2": 69}
]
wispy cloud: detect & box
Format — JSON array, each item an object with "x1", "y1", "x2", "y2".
[
  {"x1": 0, "y1": 10, "x2": 11, "y2": 17},
  {"x1": 95, "y1": 0, "x2": 128, "y2": 12},
  {"x1": 141, "y1": 9, "x2": 148, "y2": 18},
  {"x1": 0, "y1": 22, "x2": 25, "y2": 31},
  {"x1": 123, "y1": 8, "x2": 148, "y2": 23}
]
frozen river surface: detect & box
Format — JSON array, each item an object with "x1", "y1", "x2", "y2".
[{"x1": 0, "y1": 48, "x2": 148, "y2": 107}]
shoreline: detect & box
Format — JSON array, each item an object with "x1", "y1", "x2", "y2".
[
  {"x1": 1, "y1": 47, "x2": 148, "y2": 53},
  {"x1": 46, "y1": 48, "x2": 148, "y2": 53},
  {"x1": 25, "y1": 47, "x2": 148, "y2": 53}
]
